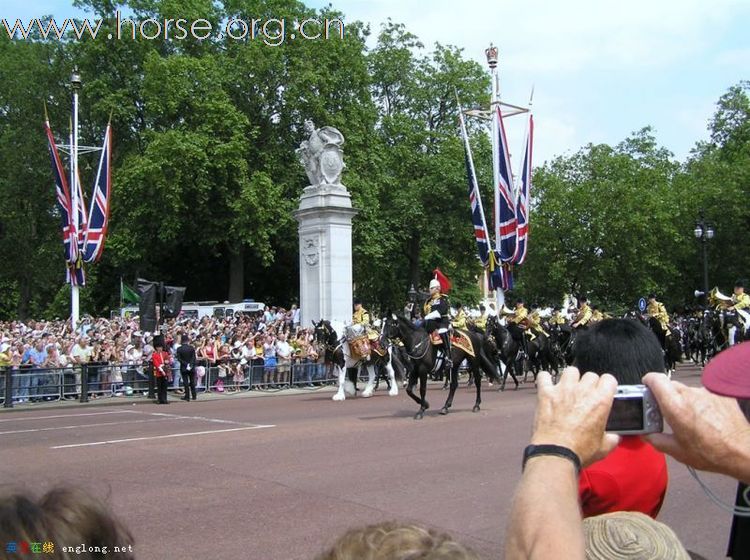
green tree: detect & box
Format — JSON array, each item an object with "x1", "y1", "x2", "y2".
[
  {"x1": 362, "y1": 21, "x2": 490, "y2": 309},
  {"x1": 518, "y1": 128, "x2": 686, "y2": 311},
  {"x1": 682, "y1": 81, "x2": 750, "y2": 292},
  {"x1": 0, "y1": 35, "x2": 73, "y2": 318}
]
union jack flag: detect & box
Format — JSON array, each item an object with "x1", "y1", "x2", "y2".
[
  {"x1": 458, "y1": 104, "x2": 492, "y2": 267},
  {"x1": 495, "y1": 106, "x2": 517, "y2": 263},
  {"x1": 513, "y1": 114, "x2": 533, "y2": 265},
  {"x1": 74, "y1": 168, "x2": 88, "y2": 252},
  {"x1": 82, "y1": 123, "x2": 112, "y2": 263},
  {"x1": 45, "y1": 120, "x2": 84, "y2": 285}
]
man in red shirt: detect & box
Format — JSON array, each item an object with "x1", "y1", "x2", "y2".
[{"x1": 573, "y1": 318, "x2": 668, "y2": 518}]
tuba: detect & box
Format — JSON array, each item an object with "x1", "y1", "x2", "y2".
[{"x1": 708, "y1": 287, "x2": 732, "y2": 308}]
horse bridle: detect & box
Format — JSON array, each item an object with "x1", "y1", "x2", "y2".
[{"x1": 315, "y1": 322, "x2": 338, "y2": 353}]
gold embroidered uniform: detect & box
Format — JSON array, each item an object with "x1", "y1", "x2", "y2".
[
  {"x1": 353, "y1": 307, "x2": 370, "y2": 326},
  {"x1": 731, "y1": 292, "x2": 750, "y2": 310},
  {"x1": 452, "y1": 308, "x2": 467, "y2": 330},
  {"x1": 353, "y1": 307, "x2": 378, "y2": 341},
  {"x1": 573, "y1": 304, "x2": 592, "y2": 328},
  {"x1": 526, "y1": 310, "x2": 548, "y2": 338},
  {"x1": 647, "y1": 300, "x2": 670, "y2": 335},
  {"x1": 549, "y1": 311, "x2": 567, "y2": 326}
]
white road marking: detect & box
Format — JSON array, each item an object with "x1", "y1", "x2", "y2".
[
  {"x1": 0, "y1": 417, "x2": 180, "y2": 436},
  {"x1": 0, "y1": 410, "x2": 139, "y2": 423},
  {"x1": 143, "y1": 412, "x2": 250, "y2": 425},
  {"x1": 51, "y1": 425, "x2": 276, "y2": 449}
]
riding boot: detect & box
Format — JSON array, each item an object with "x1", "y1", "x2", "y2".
[{"x1": 440, "y1": 332, "x2": 453, "y2": 372}]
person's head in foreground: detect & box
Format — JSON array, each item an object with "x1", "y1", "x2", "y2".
[
  {"x1": 0, "y1": 486, "x2": 134, "y2": 559},
  {"x1": 583, "y1": 511, "x2": 690, "y2": 560},
  {"x1": 702, "y1": 340, "x2": 750, "y2": 400},
  {"x1": 315, "y1": 521, "x2": 479, "y2": 560},
  {"x1": 573, "y1": 319, "x2": 665, "y2": 384}
]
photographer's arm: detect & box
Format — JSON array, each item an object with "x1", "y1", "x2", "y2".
[
  {"x1": 505, "y1": 368, "x2": 619, "y2": 560},
  {"x1": 643, "y1": 373, "x2": 750, "y2": 484}
]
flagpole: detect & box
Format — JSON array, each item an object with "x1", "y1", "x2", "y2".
[
  {"x1": 485, "y1": 45, "x2": 505, "y2": 310},
  {"x1": 71, "y1": 68, "x2": 81, "y2": 333}
]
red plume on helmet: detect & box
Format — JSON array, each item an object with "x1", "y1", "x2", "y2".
[{"x1": 433, "y1": 268, "x2": 452, "y2": 294}]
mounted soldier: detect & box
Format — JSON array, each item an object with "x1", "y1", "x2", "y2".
[
  {"x1": 549, "y1": 306, "x2": 567, "y2": 326},
  {"x1": 474, "y1": 304, "x2": 488, "y2": 330},
  {"x1": 647, "y1": 294, "x2": 671, "y2": 337},
  {"x1": 526, "y1": 303, "x2": 548, "y2": 340},
  {"x1": 507, "y1": 298, "x2": 530, "y2": 357},
  {"x1": 423, "y1": 278, "x2": 452, "y2": 371},
  {"x1": 349, "y1": 297, "x2": 380, "y2": 360},
  {"x1": 571, "y1": 296, "x2": 593, "y2": 330},
  {"x1": 451, "y1": 302, "x2": 468, "y2": 330},
  {"x1": 722, "y1": 280, "x2": 750, "y2": 344}
]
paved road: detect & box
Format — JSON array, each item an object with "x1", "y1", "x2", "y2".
[{"x1": 0, "y1": 365, "x2": 735, "y2": 559}]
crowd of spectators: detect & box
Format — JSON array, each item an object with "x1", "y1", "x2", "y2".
[
  {"x1": 1, "y1": 312, "x2": 749, "y2": 558},
  {"x1": 0, "y1": 305, "x2": 331, "y2": 404}
]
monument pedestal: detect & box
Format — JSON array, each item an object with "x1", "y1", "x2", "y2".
[{"x1": 294, "y1": 185, "x2": 358, "y2": 328}]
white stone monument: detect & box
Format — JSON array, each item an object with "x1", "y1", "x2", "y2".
[{"x1": 294, "y1": 120, "x2": 358, "y2": 328}]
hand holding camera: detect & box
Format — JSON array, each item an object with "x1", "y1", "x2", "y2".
[{"x1": 606, "y1": 385, "x2": 663, "y2": 435}]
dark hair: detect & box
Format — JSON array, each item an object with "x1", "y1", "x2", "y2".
[
  {"x1": 648, "y1": 293, "x2": 657, "y2": 300},
  {"x1": 579, "y1": 296, "x2": 588, "y2": 303},
  {"x1": 0, "y1": 487, "x2": 134, "y2": 559},
  {"x1": 735, "y1": 280, "x2": 745, "y2": 289},
  {"x1": 573, "y1": 319, "x2": 665, "y2": 384},
  {"x1": 515, "y1": 298, "x2": 524, "y2": 305}
]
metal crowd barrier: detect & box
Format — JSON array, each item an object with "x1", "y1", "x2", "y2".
[
  {"x1": 1, "y1": 362, "x2": 154, "y2": 408},
  {"x1": 1, "y1": 359, "x2": 362, "y2": 408},
  {"x1": 198, "y1": 359, "x2": 334, "y2": 393}
]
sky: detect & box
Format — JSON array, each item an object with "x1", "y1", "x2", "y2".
[{"x1": 9, "y1": 0, "x2": 750, "y2": 165}]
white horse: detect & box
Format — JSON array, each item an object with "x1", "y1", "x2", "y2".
[{"x1": 312, "y1": 320, "x2": 398, "y2": 401}]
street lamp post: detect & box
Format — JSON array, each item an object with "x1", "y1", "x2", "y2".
[
  {"x1": 693, "y1": 210, "x2": 714, "y2": 298},
  {"x1": 70, "y1": 67, "x2": 82, "y2": 332},
  {"x1": 407, "y1": 284, "x2": 417, "y2": 304}
]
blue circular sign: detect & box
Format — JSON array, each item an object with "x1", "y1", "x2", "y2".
[{"x1": 638, "y1": 298, "x2": 647, "y2": 312}]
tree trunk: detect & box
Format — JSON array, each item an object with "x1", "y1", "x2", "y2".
[
  {"x1": 18, "y1": 279, "x2": 30, "y2": 320},
  {"x1": 408, "y1": 231, "x2": 421, "y2": 289},
  {"x1": 228, "y1": 247, "x2": 244, "y2": 303}
]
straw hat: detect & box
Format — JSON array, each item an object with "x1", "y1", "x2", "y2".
[{"x1": 583, "y1": 512, "x2": 689, "y2": 560}]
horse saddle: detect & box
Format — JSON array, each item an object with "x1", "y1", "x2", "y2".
[{"x1": 429, "y1": 330, "x2": 475, "y2": 358}]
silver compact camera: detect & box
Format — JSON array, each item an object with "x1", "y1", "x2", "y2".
[{"x1": 605, "y1": 385, "x2": 663, "y2": 435}]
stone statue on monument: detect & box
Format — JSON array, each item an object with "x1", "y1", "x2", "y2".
[{"x1": 297, "y1": 119, "x2": 346, "y2": 188}]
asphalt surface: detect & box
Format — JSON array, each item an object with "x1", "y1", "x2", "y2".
[{"x1": 0, "y1": 364, "x2": 736, "y2": 559}]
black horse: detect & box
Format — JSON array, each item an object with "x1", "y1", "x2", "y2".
[
  {"x1": 383, "y1": 315, "x2": 500, "y2": 419},
  {"x1": 312, "y1": 320, "x2": 355, "y2": 392},
  {"x1": 521, "y1": 327, "x2": 558, "y2": 383},
  {"x1": 547, "y1": 322, "x2": 572, "y2": 371},
  {"x1": 644, "y1": 317, "x2": 682, "y2": 376},
  {"x1": 686, "y1": 313, "x2": 711, "y2": 366},
  {"x1": 484, "y1": 315, "x2": 522, "y2": 391}
]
